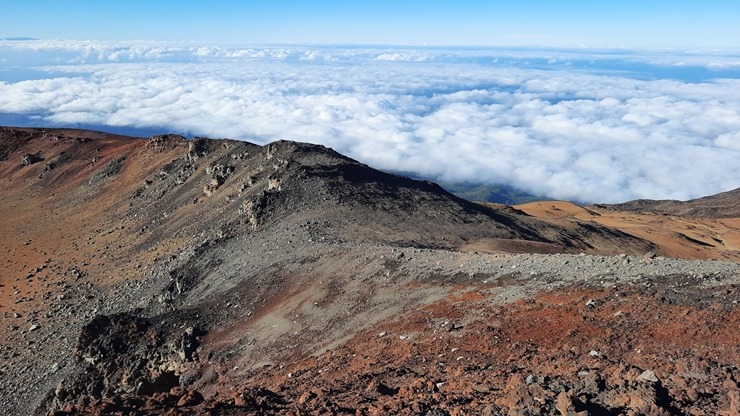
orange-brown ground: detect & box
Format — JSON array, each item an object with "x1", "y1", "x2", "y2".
[
  {"x1": 515, "y1": 201, "x2": 740, "y2": 261},
  {"x1": 63, "y1": 279, "x2": 740, "y2": 415}
]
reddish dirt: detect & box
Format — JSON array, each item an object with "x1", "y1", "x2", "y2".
[{"x1": 62, "y1": 280, "x2": 740, "y2": 415}]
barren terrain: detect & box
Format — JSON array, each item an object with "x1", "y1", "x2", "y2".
[
  {"x1": 0, "y1": 127, "x2": 738, "y2": 415},
  {"x1": 514, "y1": 201, "x2": 740, "y2": 261}
]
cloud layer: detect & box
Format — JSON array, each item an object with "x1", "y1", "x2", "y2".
[{"x1": 1, "y1": 41, "x2": 739, "y2": 203}]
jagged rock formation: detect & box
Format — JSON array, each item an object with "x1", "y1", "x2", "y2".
[{"x1": 0, "y1": 127, "x2": 738, "y2": 415}]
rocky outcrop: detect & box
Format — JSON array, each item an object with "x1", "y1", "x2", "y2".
[
  {"x1": 22, "y1": 153, "x2": 44, "y2": 166},
  {"x1": 44, "y1": 312, "x2": 207, "y2": 412}
]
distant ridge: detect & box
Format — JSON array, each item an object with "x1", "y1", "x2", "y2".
[
  {"x1": 437, "y1": 181, "x2": 543, "y2": 205},
  {"x1": 392, "y1": 171, "x2": 543, "y2": 205},
  {"x1": 604, "y1": 187, "x2": 740, "y2": 218}
]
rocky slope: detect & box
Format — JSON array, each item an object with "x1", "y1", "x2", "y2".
[
  {"x1": 0, "y1": 127, "x2": 738, "y2": 415},
  {"x1": 604, "y1": 187, "x2": 740, "y2": 219},
  {"x1": 514, "y1": 201, "x2": 740, "y2": 261}
]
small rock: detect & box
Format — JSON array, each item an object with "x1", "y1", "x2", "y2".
[
  {"x1": 231, "y1": 392, "x2": 247, "y2": 407},
  {"x1": 638, "y1": 370, "x2": 659, "y2": 383},
  {"x1": 298, "y1": 390, "x2": 318, "y2": 405},
  {"x1": 555, "y1": 391, "x2": 587, "y2": 416},
  {"x1": 448, "y1": 322, "x2": 464, "y2": 331},
  {"x1": 642, "y1": 251, "x2": 656, "y2": 263},
  {"x1": 176, "y1": 390, "x2": 204, "y2": 407}
]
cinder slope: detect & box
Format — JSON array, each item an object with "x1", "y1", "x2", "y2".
[
  {"x1": 0, "y1": 127, "x2": 737, "y2": 416},
  {"x1": 516, "y1": 200, "x2": 740, "y2": 260}
]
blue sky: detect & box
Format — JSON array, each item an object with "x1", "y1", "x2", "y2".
[{"x1": 1, "y1": 1, "x2": 739, "y2": 48}]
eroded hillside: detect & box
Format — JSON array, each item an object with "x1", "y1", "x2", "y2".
[{"x1": 0, "y1": 127, "x2": 738, "y2": 415}]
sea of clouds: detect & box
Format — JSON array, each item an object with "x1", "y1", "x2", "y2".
[{"x1": 1, "y1": 40, "x2": 739, "y2": 203}]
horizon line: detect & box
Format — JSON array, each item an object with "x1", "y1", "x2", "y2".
[{"x1": 3, "y1": 37, "x2": 740, "y2": 54}]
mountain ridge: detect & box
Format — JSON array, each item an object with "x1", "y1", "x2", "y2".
[
  {"x1": 0, "y1": 126, "x2": 738, "y2": 415},
  {"x1": 0, "y1": 126, "x2": 656, "y2": 256},
  {"x1": 603, "y1": 187, "x2": 740, "y2": 218}
]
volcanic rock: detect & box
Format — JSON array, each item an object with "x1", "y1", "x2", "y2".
[{"x1": 0, "y1": 127, "x2": 737, "y2": 416}]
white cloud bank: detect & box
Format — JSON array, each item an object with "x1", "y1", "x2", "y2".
[{"x1": 1, "y1": 40, "x2": 739, "y2": 203}]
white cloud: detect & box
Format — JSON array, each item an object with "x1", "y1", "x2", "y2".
[
  {"x1": 716, "y1": 132, "x2": 740, "y2": 150},
  {"x1": 376, "y1": 52, "x2": 431, "y2": 62},
  {"x1": 0, "y1": 41, "x2": 739, "y2": 203}
]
